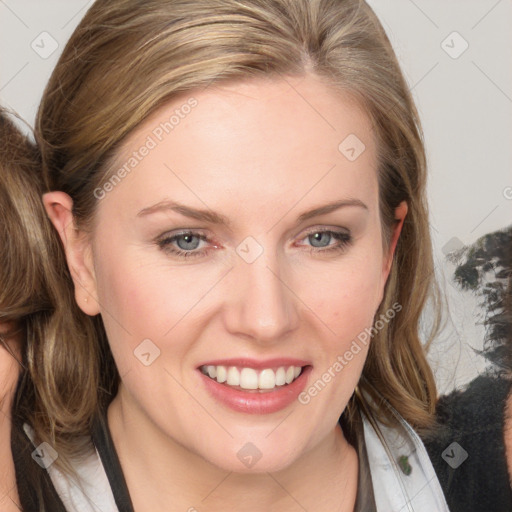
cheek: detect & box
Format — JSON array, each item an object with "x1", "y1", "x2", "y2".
[
  {"x1": 295, "y1": 249, "x2": 384, "y2": 408},
  {"x1": 92, "y1": 244, "x2": 222, "y2": 370},
  {"x1": 0, "y1": 352, "x2": 19, "y2": 409},
  {"x1": 304, "y1": 253, "x2": 385, "y2": 340},
  {"x1": 93, "y1": 225, "x2": 386, "y2": 372},
  {"x1": 97, "y1": 259, "x2": 220, "y2": 328},
  {"x1": 290, "y1": 256, "x2": 383, "y2": 449}
]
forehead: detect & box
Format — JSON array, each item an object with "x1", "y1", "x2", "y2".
[{"x1": 102, "y1": 74, "x2": 378, "y2": 219}]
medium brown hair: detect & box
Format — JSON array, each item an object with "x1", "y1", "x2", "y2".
[
  {"x1": 0, "y1": 107, "x2": 85, "y2": 509},
  {"x1": 31, "y1": 0, "x2": 440, "y2": 461},
  {"x1": 0, "y1": 109, "x2": 55, "y2": 375}
]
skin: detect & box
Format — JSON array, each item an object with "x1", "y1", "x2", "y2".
[
  {"x1": 45, "y1": 74, "x2": 406, "y2": 511},
  {"x1": 505, "y1": 393, "x2": 512, "y2": 485},
  {"x1": 0, "y1": 326, "x2": 21, "y2": 512}
]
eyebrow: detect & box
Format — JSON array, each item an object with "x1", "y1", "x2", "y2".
[{"x1": 136, "y1": 198, "x2": 368, "y2": 227}]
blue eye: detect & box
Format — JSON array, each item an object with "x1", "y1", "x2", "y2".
[
  {"x1": 308, "y1": 231, "x2": 333, "y2": 248},
  {"x1": 157, "y1": 231, "x2": 210, "y2": 258},
  {"x1": 303, "y1": 229, "x2": 352, "y2": 253},
  {"x1": 157, "y1": 228, "x2": 352, "y2": 259},
  {"x1": 174, "y1": 233, "x2": 201, "y2": 251}
]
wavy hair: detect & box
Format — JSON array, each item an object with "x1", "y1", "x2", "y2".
[
  {"x1": 28, "y1": 0, "x2": 441, "y2": 463},
  {"x1": 0, "y1": 107, "x2": 76, "y2": 508}
]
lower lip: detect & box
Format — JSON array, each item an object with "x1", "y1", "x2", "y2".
[{"x1": 199, "y1": 366, "x2": 312, "y2": 414}]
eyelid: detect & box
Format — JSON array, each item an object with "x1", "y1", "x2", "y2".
[
  {"x1": 156, "y1": 225, "x2": 352, "y2": 259},
  {"x1": 156, "y1": 229, "x2": 218, "y2": 249},
  {"x1": 300, "y1": 225, "x2": 350, "y2": 236},
  {"x1": 156, "y1": 225, "x2": 349, "y2": 244},
  {"x1": 294, "y1": 224, "x2": 350, "y2": 241},
  {"x1": 156, "y1": 228, "x2": 211, "y2": 243}
]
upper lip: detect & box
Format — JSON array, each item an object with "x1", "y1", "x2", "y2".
[{"x1": 197, "y1": 358, "x2": 311, "y2": 370}]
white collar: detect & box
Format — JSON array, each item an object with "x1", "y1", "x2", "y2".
[
  {"x1": 361, "y1": 396, "x2": 450, "y2": 511},
  {"x1": 24, "y1": 399, "x2": 450, "y2": 512}
]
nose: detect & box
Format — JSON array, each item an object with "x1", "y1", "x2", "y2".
[{"x1": 223, "y1": 249, "x2": 299, "y2": 345}]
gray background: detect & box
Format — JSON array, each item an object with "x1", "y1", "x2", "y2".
[{"x1": 1, "y1": 0, "x2": 511, "y2": 392}]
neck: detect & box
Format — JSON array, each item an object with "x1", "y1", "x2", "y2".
[{"x1": 108, "y1": 388, "x2": 358, "y2": 512}]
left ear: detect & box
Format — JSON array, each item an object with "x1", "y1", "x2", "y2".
[{"x1": 382, "y1": 200, "x2": 408, "y2": 280}]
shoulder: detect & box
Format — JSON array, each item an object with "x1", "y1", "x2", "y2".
[
  {"x1": 436, "y1": 375, "x2": 511, "y2": 427},
  {"x1": 427, "y1": 375, "x2": 511, "y2": 456},
  {"x1": 423, "y1": 375, "x2": 512, "y2": 512},
  {"x1": 360, "y1": 391, "x2": 450, "y2": 512},
  {"x1": 11, "y1": 416, "x2": 68, "y2": 512},
  {"x1": 12, "y1": 417, "x2": 119, "y2": 512}
]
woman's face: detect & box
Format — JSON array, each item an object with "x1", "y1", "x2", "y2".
[{"x1": 57, "y1": 74, "x2": 404, "y2": 472}]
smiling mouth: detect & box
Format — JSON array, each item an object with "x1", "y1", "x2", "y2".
[{"x1": 199, "y1": 364, "x2": 305, "y2": 392}]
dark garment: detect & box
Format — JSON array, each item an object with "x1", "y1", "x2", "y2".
[
  {"x1": 91, "y1": 413, "x2": 134, "y2": 512},
  {"x1": 11, "y1": 415, "x2": 67, "y2": 512},
  {"x1": 423, "y1": 375, "x2": 512, "y2": 512},
  {"x1": 342, "y1": 408, "x2": 377, "y2": 512},
  {"x1": 11, "y1": 398, "x2": 376, "y2": 511},
  {"x1": 91, "y1": 408, "x2": 377, "y2": 512}
]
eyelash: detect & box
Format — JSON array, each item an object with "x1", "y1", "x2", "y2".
[{"x1": 156, "y1": 228, "x2": 353, "y2": 259}]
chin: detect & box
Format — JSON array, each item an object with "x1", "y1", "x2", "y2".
[{"x1": 195, "y1": 433, "x2": 304, "y2": 475}]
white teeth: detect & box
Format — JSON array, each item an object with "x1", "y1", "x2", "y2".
[
  {"x1": 216, "y1": 365, "x2": 227, "y2": 383},
  {"x1": 275, "y1": 367, "x2": 286, "y2": 386},
  {"x1": 201, "y1": 364, "x2": 304, "y2": 390},
  {"x1": 258, "y1": 369, "x2": 276, "y2": 389},
  {"x1": 227, "y1": 366, "x2": 240, "y2": 386},
  {"x1": 240, "y1": 368, "x2": 259, "y2": 390}
]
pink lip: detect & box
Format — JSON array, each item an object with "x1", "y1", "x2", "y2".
[
  {"x1": 198, "y1": 364, "x2": 312, "y2": 415},
  {"x1": 197, "y1": 357, "x2": 311, "y2": 370}
]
